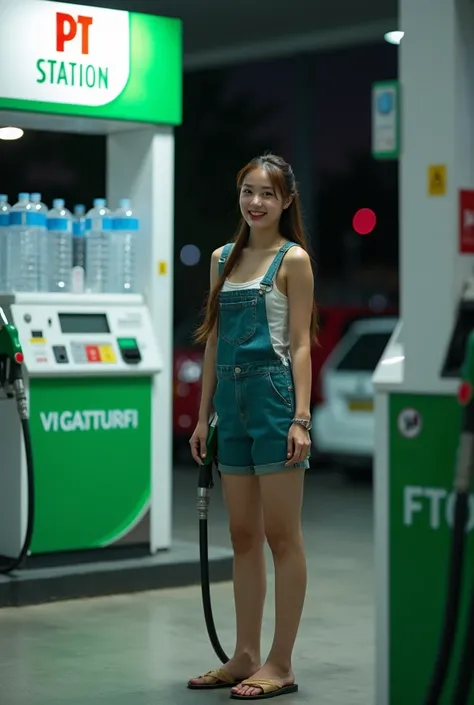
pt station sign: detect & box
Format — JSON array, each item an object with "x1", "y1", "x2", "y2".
[
  {"x1": 0, "y1": 0, "x2": 182, "y2": 125},
  {"x1": 37, "y1": 11, "x2": 109, "y2": 92}
]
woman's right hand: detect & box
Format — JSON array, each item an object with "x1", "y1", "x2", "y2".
[{"x1": 189, "y1": 420, "x2": 209, "y2": 465}]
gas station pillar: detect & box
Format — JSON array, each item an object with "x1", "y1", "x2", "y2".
[
  {"x1": 374, "y1": 0, "x2": 474, "y2": 704},
  {"x1": 400, "y1": 0, "x2": 474, "y2": 391}
]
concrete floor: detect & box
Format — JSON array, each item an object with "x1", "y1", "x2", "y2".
[{"x1": 0, "y1": 466, "x2": 374, "y2": 705}]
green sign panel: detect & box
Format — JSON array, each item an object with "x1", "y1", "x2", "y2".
[
  {"x1": 29, "y1": 376, "x2": 152, "y2": 553},
  {"x1": 0, "y1": 0, "x2": 182, "y2": 125},
  {"x1": 372, "y1": 80, "x2": 400, "y2": 160},
  {"x1": 389, "y1": 393, "x2": 474, "y2": 705}
]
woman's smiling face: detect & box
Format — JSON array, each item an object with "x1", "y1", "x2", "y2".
[{"x1": 239, "y1": 167, "x2": 286, "y2": 231}]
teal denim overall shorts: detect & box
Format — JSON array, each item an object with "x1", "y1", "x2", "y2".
[{"x1": 214, "y1": 241, "x2": 310, "y2": 475}]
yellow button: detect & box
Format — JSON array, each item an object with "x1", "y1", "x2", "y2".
[{"x1": 98, "y1": 345, "x2": 116, "y2": 363}]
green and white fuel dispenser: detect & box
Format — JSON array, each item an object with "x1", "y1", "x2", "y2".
[
  {"x1": 373, "y1": 283, "x2": 474, "y2": 705},
  {"x1": 0, "y1": 293, "x2": 162, "y2": 559}
]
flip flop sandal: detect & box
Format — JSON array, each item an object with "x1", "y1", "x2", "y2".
[
  {"x1": 230, "y1": 679, "x2": 298, "y2": 699},
  {"x1": 187, "y1": 668, "x2": 242, "y2": 690}
]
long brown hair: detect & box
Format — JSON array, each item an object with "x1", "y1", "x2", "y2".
[{"x1": 194, "y1": 153, "x2": 318, "y2": 345}]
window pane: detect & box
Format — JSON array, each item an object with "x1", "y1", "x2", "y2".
[{"x1": 335, "y1": 332, "x2": 391, "y2": 372}]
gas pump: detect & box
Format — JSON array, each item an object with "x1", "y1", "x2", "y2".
[
  {"x1": 374, "y1": 282, "x2": 474, "y2": 705},
  {"x1": 371, "y1": 0, "x2": 474, "y2": 702},
  {"x1": 0, "y1": 308, "x2": 34, "y2": 574},
  {"x1": 422, "y1": 325, "x2": 474, "y2": 705}
]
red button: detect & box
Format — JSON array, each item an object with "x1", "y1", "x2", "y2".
[
  {"x1": 458, "y1": 381, "x2": 472, "y2": 406},
  {"x1": 86, "y1": 345, "x2": 100, "y2": 363}
]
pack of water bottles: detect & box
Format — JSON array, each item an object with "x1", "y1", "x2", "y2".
[{"x1": 0, "y1": 193, "x2": 139, "y2": 294}]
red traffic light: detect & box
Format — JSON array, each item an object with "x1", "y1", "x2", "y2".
[
  {"x1": 458, "y1": 381, "x2": 472, "y2": 406},
  {"x1": 14, "y1": 352, "x2": 24, "y2": 364},
  {"x1": 353, "y1": 208, "x2": 377, "y2": 235}
]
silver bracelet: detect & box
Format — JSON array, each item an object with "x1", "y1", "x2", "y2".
[{"x1": 291, "y1": 417, "x2": 312, "y2": 431}]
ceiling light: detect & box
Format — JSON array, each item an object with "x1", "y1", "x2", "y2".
[
  {"x1": 384, "y1": 31, "x2": 404, "y2": 45},
  {"x1": 0, "y1": 127, "x2": 24, "y2": 141}
]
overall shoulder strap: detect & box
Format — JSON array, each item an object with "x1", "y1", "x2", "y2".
[
  {"x1": 260, "y1": 242, "x2": 298, "y2": 287},
  {"x1": 218, "y1": 243, "x2": 233, "y2": 277}
]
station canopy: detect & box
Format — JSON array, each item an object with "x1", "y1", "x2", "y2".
[{"x1": 59, "y1": 0, "x2": 398, "y2": 70}]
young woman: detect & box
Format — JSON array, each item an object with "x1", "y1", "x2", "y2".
[{"x1": 188, "y1": 153, "x2": 317, "y2": 700}]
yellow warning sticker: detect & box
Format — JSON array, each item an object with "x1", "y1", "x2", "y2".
[
  {"x1": 30, "y1": 338, "x2": 46, "y2": 344},
  {"x1": 428, "y1": 164, "x2": 447, "y2": 196},
  {"x1": 158, "y1": 261, "x2": 167, "y2": 275}
]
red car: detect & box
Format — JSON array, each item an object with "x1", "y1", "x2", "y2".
[{"x1": 173, "y1": 304, "x2": 398, "y2": 443}]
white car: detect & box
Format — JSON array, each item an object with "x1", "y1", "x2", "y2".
[{"x1": 312, "y1": 316, "x2": 397, "y2": 469}]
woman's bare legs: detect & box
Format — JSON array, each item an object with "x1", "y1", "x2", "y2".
[
  {"x1": 189, "y1": 474, "x2": 266, "y2": 684},
  {"x1": 232, "y1": 468, "x2": 306, "y2": 697}
]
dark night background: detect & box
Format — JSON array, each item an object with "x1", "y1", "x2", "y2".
[{"x1": 0, "y1": 39, "x2": 399, "y2": 325}]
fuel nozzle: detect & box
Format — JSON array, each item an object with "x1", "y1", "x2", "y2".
[
  {"x1": 0, "y1": 307, "x2": 28, "y2": 420},
  {"x1": 197, "y1": 463, "x2": 214, "y2": 520},
  {"x1": 196, "y1": 414, "x2": 218, "y2": 520}
]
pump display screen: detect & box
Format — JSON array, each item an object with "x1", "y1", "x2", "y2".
[{"x1": 58, "y1": 313, "x2": 110, "y2": 334}]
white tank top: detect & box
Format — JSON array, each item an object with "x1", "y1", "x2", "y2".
[{"x1": 222, "y1": 276, "x2": 290, "y2": 362}]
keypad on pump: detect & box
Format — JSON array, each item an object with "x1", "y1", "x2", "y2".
[{"x1": 69, "y1": 342, "x2": 116, "y2": 364}]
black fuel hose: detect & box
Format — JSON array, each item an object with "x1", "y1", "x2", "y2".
[
  {"x1": 0, "y1": 376, "x2": 35, "y2": 575},
  {"x1": 199, "y1": 517, "x2": 229, "y2": 664},
  {"x1": 423, "y1": 491, "x2": 469, "y2": 705},
  {"x1": 424, "y1": 373, "x2": 474, "y2": 705},
  {"x1": 448, "y1": 392, "x2": 474, "y2": 705},
  {"x1": 451, "y1": 575, "x2": 474, "y2": 705},
  {"x1": 197, "y1": 461, "x2": 229, "y2": 664}
]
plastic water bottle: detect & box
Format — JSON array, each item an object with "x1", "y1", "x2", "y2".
[
  {"x1": 7, "y1": 193, "x2": 46, "y2": 292},
  {"x1": 85, "y1": 198, "x2": 112, "y2": 293},
  {"x1": 47, "y1": 199, "x2": 73, "y2": 292},
  {"x1": 109, "y1": 198, "x2": 139, "y2": 293},
  {"x1": 72, "y1": 204, "x2": 86, "y2": 293},
  {"x1": 30, "y1": 193, "x2": 48, "y2": 214},
  {"x1": 30, "y1": 192, "x2": 49, "y2": 292},
  {"x1": 6, "y1": 193, "x2": 30, "y2": 291},
  {"x1": 0, "y1": 195, "x2": 10, "y2": 291}
]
